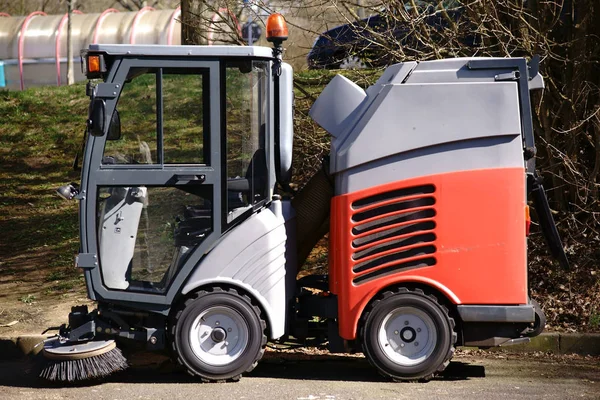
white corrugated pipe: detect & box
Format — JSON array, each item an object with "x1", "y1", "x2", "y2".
[{"x1": 0, "y1": 7, "x2": 182, "y2": 90}]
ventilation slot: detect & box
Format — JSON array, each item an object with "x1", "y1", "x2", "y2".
[
  {"x1": 352, "y1": 184, "x2": 435, "y2": 209},
  {"x1": 352, "y1": 197, "x2": 435, "y2": 223},
  {"x1": 352, "y1": 209, "x2": 436, "y2": 236},
  {"x1": 353, "y1": 219, "x2": 436, "y2": 247},
  {"x1": 353, "y1": 258, "x2": 437, "y2": 285},
  {"x1": 350, "y1": 184, "x2": 437, "y2": 285},
  {"x1": 353, "y1": 244, "x2": 436, "y2": 273},
  {"x1": 352, "y1": 232, "x2": 436, "y2": 261}
]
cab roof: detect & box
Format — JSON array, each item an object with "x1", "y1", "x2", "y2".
[{"x1": 87, "y1": 44, "x2": 274, "y2": 58}]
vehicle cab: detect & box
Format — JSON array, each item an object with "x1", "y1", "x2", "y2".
[{"x1": 76, "y1": 44, "x2": 293, "y2": 313}]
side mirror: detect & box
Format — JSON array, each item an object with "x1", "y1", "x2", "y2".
[
  {"x1": 89, "y1": 98, "x2": 106, "y2": 136},
  {"x1": 107, "y1": 109, "x2": 121, "y2": 141},
  {"x1": 56, "y1": 182, "x2": 80, "y2": 201}
]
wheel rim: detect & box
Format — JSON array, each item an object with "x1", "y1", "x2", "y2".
[
  {"x1": 377, "y1": 306, "x2": 437, "y2": 367},
  {"x1": 189, "y1": 305, "x2": 249, "y2": 366}
]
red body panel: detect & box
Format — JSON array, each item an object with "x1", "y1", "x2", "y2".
[{"x1": 330, "y1": 168, "x2": 527, "y2": 340}]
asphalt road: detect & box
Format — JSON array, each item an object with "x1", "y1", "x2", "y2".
[{"x1": 0, "y1": 350, "x2": 598, "y2": 400}]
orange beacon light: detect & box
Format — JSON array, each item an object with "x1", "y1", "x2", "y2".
[{"x1": 266, "y1": 13, "x2": 288, "y2": 43}]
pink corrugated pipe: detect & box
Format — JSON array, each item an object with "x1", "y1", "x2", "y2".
[
  {"x1": 18, "y1": 11, "x2": 47, "y2": 90},
  {"x1": 0, "y1": 12, "x2": 11, "y2": 17},
  {"x1": 55, "y1": 10, "x2": 83, "y2": 86},
  {"x1": 130, "y1": 6, "x2": 155, "y2": 44},
  {"x1": 92, "y1": 8, "x2": 120, "y2": 44},
  {"x1": 167, "y1": 6, "x2": 181, "y2": 45},
  {"x1": 207, "y1": 7, "x2": 241, "y2": 46}
]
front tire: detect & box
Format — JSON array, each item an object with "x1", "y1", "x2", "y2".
[
  {"x1": 170, "y1": 287, "x2": 266, "y2": 382},
  {"x1": 360, "y1": 288, "x2": 456, "y2": 381}
]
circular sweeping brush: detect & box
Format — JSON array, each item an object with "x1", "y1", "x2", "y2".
[{"x1": 40, "y1": 338, "x2": 128, "y2": 382}]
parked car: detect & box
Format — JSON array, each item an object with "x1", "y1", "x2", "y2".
[
  {"x1": 307, "y1": 13, "x2": 389, "y2": 69},
  {"x1": 307, "y1": 1, "x2": 471, "y2": 69}
]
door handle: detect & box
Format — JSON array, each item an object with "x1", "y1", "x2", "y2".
[{"x1": 174, "y1": 174, "x2": 206, "y2": 184}]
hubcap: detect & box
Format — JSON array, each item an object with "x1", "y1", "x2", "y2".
[
  {"x1": 378, "y1": 307, "x2": 437, "y2": 366},
  {"x1": 211, "y1": 327, "x2": 227, "y2": 343},
  {"x1": 400, "y1": 327, "x2": 416, "y2": 343},
  {"x1": 189, "y1": 306, "x2": 249, "y2": 366}
]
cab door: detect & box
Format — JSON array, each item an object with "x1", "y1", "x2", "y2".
[{"x1": 80, "y1": 58, "x2": 221, "y2": 307}]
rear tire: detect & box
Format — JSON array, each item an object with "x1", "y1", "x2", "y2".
[
  {"x1": 360, "y1": 288, "x2": 456, "y2": 382},
  {"x1": 170, "y1": 287, "x2": 266, "y2": 382}
]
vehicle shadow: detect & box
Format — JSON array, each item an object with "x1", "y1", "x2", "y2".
[
  {"x1": 0, "y1": 350, "x2": 485, "y2": 389},
  {"x1": 250, "y1": 352, "x2": 485, "y2": 382}
]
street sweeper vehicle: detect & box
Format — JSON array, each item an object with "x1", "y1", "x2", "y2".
[{"x1": 47, "y1": 13, "x2": 567, "y2": 383}]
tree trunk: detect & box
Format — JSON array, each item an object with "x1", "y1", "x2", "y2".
[{"x1": 181, "y1": 0, "x2": 195, "y2": 45}]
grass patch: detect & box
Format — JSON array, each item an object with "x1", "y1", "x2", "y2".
[
  {"x1": 19, "y1": 294, "x2": 36, "y2": 304},
  {"x1": 46, "y1": 271, "x2": 67, "y2": 282},
  {"x1": 51, "y1": 280, "x2": 78, "y2": 292},
  {"x1": 0, "y1": 83, "x2": 87, "y2": 302}
]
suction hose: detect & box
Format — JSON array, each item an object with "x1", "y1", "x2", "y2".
[{"x1": 291, "y1": 157, "x2": 333, "y2": 273}]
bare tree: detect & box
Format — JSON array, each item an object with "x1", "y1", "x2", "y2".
[
  {"x1": 181, "y1": 0, "x2": 600, "y2": 230},
  {"x1": 113, "y1": 0, "x2": 164, "y2": 10},
  {"x1": 180, "y1": 0, "x2": 246, "y2": 45}
]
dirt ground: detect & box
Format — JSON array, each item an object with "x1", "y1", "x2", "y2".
[
  {"x1": 0, "y1": 249, "x2": 92, "y2": 337},
  {"x1": 0, "y1": 150, "x2": 90, "y2": 337}
]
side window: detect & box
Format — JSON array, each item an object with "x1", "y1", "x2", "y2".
[
  {"x1": 104, "y1": 69, "x2": 158, "y2": 164},
  {"x1": 225, "y1": 60, "x2": 269, "y2": 223},
  {"x1": 162, "y1": 70, "x2": 208, "y2": 164},
  {"x1": 103, "y1": 67, "x2": 208, "y2": 165},
  {"x1": 97, "y1": 185, "x2": 212, "y2": 293}
]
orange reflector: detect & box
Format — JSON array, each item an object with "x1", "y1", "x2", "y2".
[
  {"x1": 525, "y1": 205, "x2": 531, "y2": 236},
  {"x1": 88, "y1": 55, "x2": 100, "y2": 73},
  {"x1": 266, "y1": 13, "x2": 288, "y2": 42}
]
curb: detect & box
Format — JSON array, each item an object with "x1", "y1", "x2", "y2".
[
  {"x1": 0, "y1": 333, "x2": 598, "y2": 361},
  {"x1": 510, "y1": 332, "x2": 600, "y2": 356},
  {"x1": 463, "y1": 332, "x2": 600, "y2": 356}
]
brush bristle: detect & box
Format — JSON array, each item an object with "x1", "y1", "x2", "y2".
[{"x1": 40, "y1": 347, "x2": 128, "y2": 382}]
